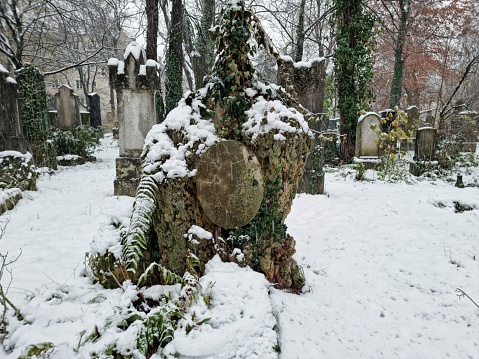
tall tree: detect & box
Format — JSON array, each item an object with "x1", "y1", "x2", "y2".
[
  {"x1": 146, "y1": 0, "x2": 159, "y2": 60},
  {"x1": 164, "y1": 0, "x2": 184, "y2": 114},
  {"x1": 332, "y1": 0, "x2": 376, "y2": 161}
]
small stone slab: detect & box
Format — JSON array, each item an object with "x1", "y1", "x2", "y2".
[{"x1": 196, "y1": 140, "x2": 264, "y2": 229}]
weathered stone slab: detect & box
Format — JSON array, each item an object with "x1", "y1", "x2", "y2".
[
  {"x1": 355, "y1": 112, "x2": 381, "y2": 158},
  {"x1": 196, "y1": 140, "x2": 264, "y2": 229}
]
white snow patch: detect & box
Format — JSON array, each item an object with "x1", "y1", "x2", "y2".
[
  {"x1": 123, "y1": 41, "x2": 144, "y2": 60},
  {"x1": 243, "y1": 96, "x2": 311, "y2": 140}
]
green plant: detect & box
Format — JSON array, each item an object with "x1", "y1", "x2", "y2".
[
  {"x1": 17, "y1": 64, "x2": 57, "y2": 169},
  {"x1": 52, "y1": 125, "x2": 104, "y2": 157},
  {"x1": 371, "y1": 108, "x2": 411, "y2": 181}
]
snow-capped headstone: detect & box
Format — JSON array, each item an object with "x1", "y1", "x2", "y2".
[
  {"x1": 277, "y1": 56, "x2": 326, "y2": 194},
  {"x1": 414, "y1": 127, "x2": 436, "y2": 161},
  {"x1": 108, "y1": 41, "x2": 158, "y2": 196},
  {"x1": 53, "y1": 85, "x2": 82, "y2": 130},
  {"x1": 355, "y1": 112, "x2": 381, "y2": 158},
  {"x1": 0, "y1": 64, "x2": 27, "y2": 153}
]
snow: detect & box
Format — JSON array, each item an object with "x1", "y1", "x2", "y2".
[
  {"x1": 139, "y1": 64, "x2": 146, "y2": 76},
  {"x1": 145, "y1": 59, "x2": 158, "y2": 67},
  {"x1": 123, "y1": 41, "x2": 145, "y2": 60},
  {"x1": 6, "y1": 77, "x2": 16, "y2": 84},
  {"x1": 142, "y1": 96, "x2": 218, "y2": 182},
  {"x1": 0, "y1": 151, "x2": 32, "y2": 160},
  {"x1": 107, "y1": 58, "x2": 119, "y2": 66},
  {"x1": 0, "y1": 64, "x2": 8, "y2": 74},
  {"x1": 293, "y1": 57, "x2": 325, "y2": 69},
  {"x1": 357, "y1": 112, "x2": 379, "y2": 123},
  {"x1": 117, "y1": 61, "x2": 125, "y2": 75},
  {"x1": 1, "y1": 135, "x2": 478, "y2": 358},
  {"x1": 243, "y1": 96, "x2": 311, "y2": 140}
]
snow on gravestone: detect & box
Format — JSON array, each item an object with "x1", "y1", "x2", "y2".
[{"x1": 196, "y1": 140, "x2": 264, "y2": 229}]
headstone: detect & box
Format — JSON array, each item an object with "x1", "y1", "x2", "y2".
[
  {"x1": 354, "y1": 112, "x2": 381, "y2": 170},
  {"x1": 277, "y1": 56, "x2": 326, "y2": 194},
  {"x1": 80, "y1": 111, "x2": 90, "y2": 126},
  {"x1": 0, "y1": 64, "x2": 27, "y2": 153},
  {"x1": 409, "y1": 126, "x2": 436, "y2": 176},
  {"x1": 109, "y1": 42, "x2": 158, "y2": 196},
  {"x1": 355, "y1": 112, "x2": 381, "y2": 158},
  {"x1": 456, "y1": 111, "x2": 478, "y2": 152},
  {"x1": 196, "y1": 140, "x2": 264, "y2": 229},
  {"x1": 406, "y1": 106, "x2": 419, "y2": 133},
  {"x1": 54, "y1": 85, "x2": 82, "y2": 131},
  {"x1": 88, "y1": 93, "x2": 102, "y2": 128}
]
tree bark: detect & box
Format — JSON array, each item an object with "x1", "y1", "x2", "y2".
[
  {"x1": 146, "y1": 0, "x2": 159, "y2": 61},
  {"x1": 389, "y1": 0, "x2": 409, "y2": 109}
]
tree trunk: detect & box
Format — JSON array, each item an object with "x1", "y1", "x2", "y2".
[
  {"x1": 389, "y1": 0, "x2": 409, "y2": 109},
  {"x1": 164, "y1": 0, "x2": 184, "y2": 114},
  {"x1": 294, "y1": 0, "x2": 307, "y2": 62},
  {"x1": 146, "y1": 0, "x2": 159, "y2": 61},
  {"x1": 192, "y1": 0, "x2": 215, "y2": 89}
]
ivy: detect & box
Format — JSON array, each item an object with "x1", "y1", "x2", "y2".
[
  {"x1": 16, "y1": 64, "x2": 57, "y2": 169},
  {"x1": 332, "y1": 0, "x2": 376, "y2": 161}
]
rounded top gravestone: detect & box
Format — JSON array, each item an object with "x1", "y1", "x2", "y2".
[{"x1": 196, "y1": 140, "x2": 264, "y2": 229}]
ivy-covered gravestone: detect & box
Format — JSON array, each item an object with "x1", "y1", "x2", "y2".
[{"x1": 93, "y1": 0, "x2": 312, "y2": 291}]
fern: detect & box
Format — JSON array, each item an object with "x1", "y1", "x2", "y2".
[
  {"x1": 138, "y1": 262, "x2": 182, "y2": 287},
  {"x1": 122, "y1": 175, "x2": 159, "y2": 274}
]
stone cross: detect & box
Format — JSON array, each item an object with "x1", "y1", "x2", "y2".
[
  {"x1": 0, "y1": 64, "x2": 27, "y2": 153},
  {"x1": 109, "y1": 42, "x2": 158, "y2": 196},
  {"x1": 53, "y1": 85, "x2": 82, "y2": 131}
]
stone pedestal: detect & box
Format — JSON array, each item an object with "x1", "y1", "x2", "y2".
[{"x1": 109, "y1": 42, "x2": 158, "y2": 196}]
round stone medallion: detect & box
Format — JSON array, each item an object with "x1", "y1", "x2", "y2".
[{"x1": 196, "y1": 140, "x2": 264, "y2": 229}]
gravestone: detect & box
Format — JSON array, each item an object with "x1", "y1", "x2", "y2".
[
  {"x1": 456, "y1": 111, "x2": 478, "y2": 152},
  {"x1": 406, "y1": 106, "x2": 419, "y2": 134},
  {"x1": 354, "y1": 112, "x2": 381, "y2": 169},
  {"x1": 109, "y1": 42, "x2": 158, "y2": 196},
  {"x1": 54, "y1": 85, "x2": 82, "y2": 131},
  {"x1": 0, "y1": 64, "x2": 27, "y2": 153},
  {"x1": 196, "y1": 140, "x2": 264, "y2": 229},
  {"x1": 277, "y1": 56, "x2": 326, "y2": 194},
  {"x1": 88, "y1": 93, "x2": 102, "y2": 128},
  {"x1": 410, "y1": 126, "x2": 436, "y2": 176}
]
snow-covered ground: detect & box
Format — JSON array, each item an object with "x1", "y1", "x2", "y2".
[{"x1": 0, "y1": 136, "x2": 478, "y2": 358}]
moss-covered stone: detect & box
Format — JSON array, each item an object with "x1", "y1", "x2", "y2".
[{"x1": 0, "y1": 152, "x2": 36, "y2": 191}]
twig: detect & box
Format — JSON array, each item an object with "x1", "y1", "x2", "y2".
[{"x1": 455, "y1": 288, "x2": 479, "y2": 309}]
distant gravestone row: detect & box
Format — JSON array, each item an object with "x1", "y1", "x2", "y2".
[{"x1": 49, "y1": 86, "x2": 102, "y2": 130}]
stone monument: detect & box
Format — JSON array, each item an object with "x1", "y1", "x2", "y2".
[
  {"x1": 354, "y1": 112, "x2": 381, "y2": 169},
  {"x1": 53, "y1": 85, "x2": 82, "y2": 131},
  {"x1": 277, "y1": 56, "x2": 326, "y2": 194},
  {"x1": 108, "y1": 42, "x2": 158, "y2": 196}
]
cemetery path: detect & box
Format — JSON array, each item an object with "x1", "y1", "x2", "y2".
[{"x1": 0, "y1": 136, "x2": 119, "y2": 304}]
